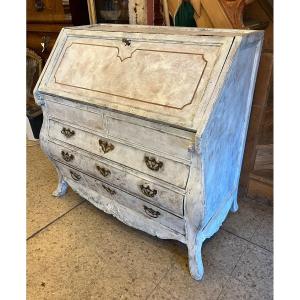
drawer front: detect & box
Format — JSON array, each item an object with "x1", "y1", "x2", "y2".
[
  {"x1": 48, "y1": 141, "x2": 184, "y2": 216},
  {"x1": 84, "y1": 173, "x2": 185, "y2": 235},
  {"x1": 107, "y1": 116, "x2": 193, "y2": 161},
  {"x1": 55, "y1": 161, "x2": 185, "y2": 234},
  {"x1": 47, "y1": 100, "x2": 105, "y2": 133},
  {"x1": 48, "y1": 120, "x2": 190, "y2": 189},
  {"x1": 55, "y1": 160, "x2": 88, "y2": 186},
  {"x1": 27, "y1": 0, "x2": 68, "y2": 23}
]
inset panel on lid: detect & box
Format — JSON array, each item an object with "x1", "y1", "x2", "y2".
[{"x1": 54, "y1": 42, "x2": 207, "y2": 109}]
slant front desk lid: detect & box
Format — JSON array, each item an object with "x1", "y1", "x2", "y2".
[{"x1": 36, "y1": 24, "x2": 260, "y2": 131}]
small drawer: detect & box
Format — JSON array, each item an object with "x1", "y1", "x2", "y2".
[
  {"x1": 48, "y1": 120, "x2": 190, "y2": 189},
  {"x1": 107, "y1": 116, "x2": 194, "y2": 161},
  {"x1": 47, "y1": 100, "x2": 105, "y2": 133},
  {"x1": 84, "y1": 175, "x2": 185, "y2": 235},
  {"x1": 48, "y1": 141, "x2": 184, "y2": 216}
]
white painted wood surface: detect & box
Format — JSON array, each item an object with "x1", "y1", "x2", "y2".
[{"x1": 34, "y1": 24, "x2": 263, "y2": 280}]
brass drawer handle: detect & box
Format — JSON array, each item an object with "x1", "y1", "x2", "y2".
[
  {"x1": 143, "y1": 205, "x2": 160, "y2": 218},
  {"x1": 61, "y1": 127, "x2": 75, "y2": 138},
  {"x1": 140, "y1": 184, "x2": 157, "y2": 198},
  {"x1": 96, "y1": 165, "x2": 111, "y2": 177},
  {"x1": 144, "y1": 156, "x2": 163, "y2": 171},
  {"x1": 102, "y1": 184, "x2": 116, "y2": 195},
  {"x1": 99, "y1": 139, "x2": 115, "y2": 154},
  {"x1": 70, "y1": 170, "x2": 81, "y2": 181},
  {"x1": 61, "y1": 151, "x2": 74, "y2": 162}
]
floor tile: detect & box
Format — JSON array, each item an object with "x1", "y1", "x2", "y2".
[
  {"x1": 251, "y1": 210, "x2": 273, "y2": 252},
  {"x1": 231, "y1": 244, "x2": 273, "y2": 294},
  {"x1": 202, "y1": 229, "x2": 249, "y2": 275},
  {"x1": 159, "y1": 262, "x2": 229, "y2": 300},
  {"x1": 77, "y1": 202, "x2": 176, "y2": 283},
  {"x1": 27, "y1": 201, "x2": 172, "y2": 300},
  {"x1": 218, "y1": 277, "x2": 272, "y2": 300},
  {"x1": 27, "y1": 144, "x2": 83, "y2": 237},
  {"x1": 26, "y1": 143, "x2": 57, "y2": 187},
  {"x1": 147, "y1": 287, "x2": 179, "y2": 300},
  {"x1": 222, "y1": 198, "x2": 268, "y2": 240}
]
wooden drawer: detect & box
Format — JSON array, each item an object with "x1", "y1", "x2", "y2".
[
  {"x1": 47, "y1": 100, "x2": 106, "y2": 133},
  {"x1": 87, "y1": 176, "x2": 185, "y2": 235},
  {"x1": 56, "y1": 162, "x2": 185, "y2": 235},
  {"x1": 48, "y1": 141, "x2": 184, "y2": 216},
  {"x1": 46, "y1": 98, "x2": 193, "y2": 161},
  {"x1": 48, "y1": 119, "x2": 190, "y2": 189},
  {"x1": 54, "y1": 160, "x2": 89, "y2": 187},
  {"x1": 107, "y1": 116, "x2": 193, "y2": 161}
]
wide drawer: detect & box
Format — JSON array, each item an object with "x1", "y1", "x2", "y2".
[
  {"x1": 56, "y1": 162, "x2": 185, "y2": 235},
  {"x1": 46, "y1": 98, "x2": 193, "y2": 161},
  {"x1": 48, "y1": 119, "x2": 190, "y2": 189},
  {"x1": 48, "y1": 141, "x2": 184, "y2": 216}
]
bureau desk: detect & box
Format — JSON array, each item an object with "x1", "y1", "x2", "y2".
[{"x1": 34, "y1": 24, "x2": 263, "y2": 280}]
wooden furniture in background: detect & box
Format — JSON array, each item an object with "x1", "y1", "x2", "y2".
[
  {"x1": 34, "y1": 24, "x2": 262, "y2": 280},
  {"x1": 27, "y1": 0, "x2": 73, "y2": 64},
  {"x1": 239, "y1": 0, "x2": 273, "y2": 201}
]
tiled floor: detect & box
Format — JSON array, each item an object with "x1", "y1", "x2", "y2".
[{"x1": 27, "y1": 142, "x2": 273, "y2": 299}]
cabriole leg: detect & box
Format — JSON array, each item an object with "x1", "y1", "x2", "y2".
[
  {"x1": 187, "y1": 194, "x2": 237, "y2": 280},
  {"x1": 187, "y1": 237, "x2": 205, "y2": 280},
  {"x1": 52, "y1": 166, "x2": 68, "y2": 197},
  {"x1": 230, "y1": 192, "x2": 239, "y2": 213}
]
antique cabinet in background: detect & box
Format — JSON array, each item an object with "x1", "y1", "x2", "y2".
[
  {"x1": 27, "y1": 0, "x2": 72, "y2": 64},
  {"x1": 26, "y1": 0, "x2": 73, "y2": 139}
]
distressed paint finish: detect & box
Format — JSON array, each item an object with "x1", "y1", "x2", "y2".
[
  {"x1": 128, "y1": 0, "x2": 148, "y2": 25},
  {"x1": 34, "y1": 24, "x2": 263, "y2": 280}
]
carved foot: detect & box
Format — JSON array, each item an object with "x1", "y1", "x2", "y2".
[
  {"x1": 52, "y1": 166, "x2": 68, "y2": 197},
  {"x1": 187, "y1": 195, "x2": 236, "y2": 280},
  {"x1": 52, "y1": 179, "x2": 68, "y2": 197},
  {"x1": 230, "y1": 195, "x2": 239, "y2": 213},
  {"x1": 187, "y1": 238, "x2": 205, "y2": 280}
]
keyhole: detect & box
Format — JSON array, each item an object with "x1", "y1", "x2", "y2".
[{"x1": 122, "y1": 38, "x2": 131, "y2": 46}]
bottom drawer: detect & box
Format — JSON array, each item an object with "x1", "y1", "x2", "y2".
[{"x1": 55, "y1": 162, "x2": 185, "y2": 235}]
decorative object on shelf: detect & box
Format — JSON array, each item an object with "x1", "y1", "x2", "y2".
[
  {"x1": 87, "y1": 0, "x2": 129, "y2": 24},
  {"x1": 34, "y1": 24, "x2": 263, "y2": 280},
  {"x1": 100, "y1": 0, "x2": 121, "y2": 21}
]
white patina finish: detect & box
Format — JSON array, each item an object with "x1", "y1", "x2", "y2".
[{"x1": 34, "y1": 24, "x2": 263, "y2": 280}]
